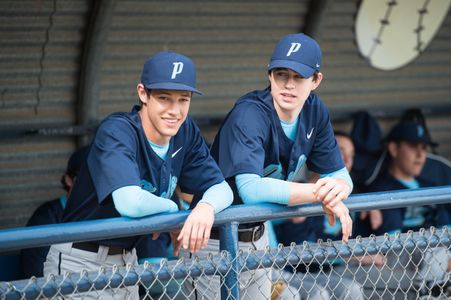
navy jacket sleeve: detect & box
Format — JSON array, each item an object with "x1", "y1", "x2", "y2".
[
  {"x1": 213, "y1": 102, "x2": 269, "y2": 178},
  {"x1": 178, "y1": 118, "x2": 224, "y2": 195},
  {"x1": 88, "y1": 118, "x2": 141, "y2": 203}
]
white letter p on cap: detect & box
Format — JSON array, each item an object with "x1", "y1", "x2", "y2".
[
  {"x1": 287, "y1": 43, "x2": 301, "y2": 56},
  {"x1": 171, "y1": 62, "x2": 184, "y2": 79}
]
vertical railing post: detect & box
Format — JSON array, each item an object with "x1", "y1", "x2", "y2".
[{"x1": 219, "y1": 221, "x2": 239, "y2": 300}]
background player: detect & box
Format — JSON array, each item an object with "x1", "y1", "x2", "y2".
[
  {"x1": 43, "y1": 51, "x2": 233, "y2": 299},
  {"x1": 20, "y1": 146, "x2": 88, "y2": 278}
]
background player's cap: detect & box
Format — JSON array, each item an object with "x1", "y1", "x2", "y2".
[
  {"x1": 386, "y1": 121, "x2": 438, "y2": 147},
  {"x1": 140, "y1": 51, "x2": 202, "y2": 95},
  {"x1": 66, "y1": 146, "x2": 89, "y2": 177},
  {"x1": 268, "y1": 33, "x2": 322, "y2": 78}
]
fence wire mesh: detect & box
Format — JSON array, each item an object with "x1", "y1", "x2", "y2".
[{"x1": 1, "y1": 227, "x2": 449, "y2": 300}]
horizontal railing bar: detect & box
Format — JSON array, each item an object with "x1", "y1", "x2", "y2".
[
  {"x1": 0, "y1": 253, "x2": 232, "y2": 300},
  {"x1": 0, "y1": 186, "x2": 451, "y2": 253}
]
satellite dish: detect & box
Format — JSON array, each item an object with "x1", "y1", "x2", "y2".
[{"x1": 355, "y1": 0, "x2": 451, "y2": 71}]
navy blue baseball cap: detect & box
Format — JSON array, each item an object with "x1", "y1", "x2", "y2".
[
  {"x1": 386, "y1": 121, "x2": 438, "y2": 147},
  {"x1": 66, "y1": 146, "x2": 89, "y2": 176},
  {"x1": 268, "y1": 33, "x2": 322, "y2": 78},
  {"x1": 140, "y1": 51, "x2": 202, "y2": 95}
]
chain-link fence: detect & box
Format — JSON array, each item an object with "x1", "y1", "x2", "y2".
[
  {"x1": 1, "y1": 227, "x2": 449, "y2": 300},
  {"x1": 2, "y1": 188, "x2": 451, "y2": 299}
]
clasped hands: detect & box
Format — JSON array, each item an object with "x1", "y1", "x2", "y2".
[{"x1": 313, "y1": 177, "x2": 353, "y2": 242}]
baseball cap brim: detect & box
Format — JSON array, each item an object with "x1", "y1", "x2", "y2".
[
  {"x1": 419, "y1": 138, "x2": 439, "y2": 147},
  {"x1": 386, "y1": 136, "x2": 439, "y2": 147},
  {"x1": 389, "y1": 136, "x2": 439, "y2": 147},
  {"x1": 144, "y1": 82, "x2": 202, "y2": 95},
  {"x1": 268, "y1": 59, "x2": 317, "y2": 78}
]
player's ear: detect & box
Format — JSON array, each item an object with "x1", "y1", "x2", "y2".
[
  {"x1": 311, "y1": 72, "x2": 323, "y2": 90},
  {"x1": 137, "y1": 83, "x2": 149, "y2": 104},
  {"x1": 387, "y1": 141, "x2": 398, "y2": 158},
  {"x1": 267, "y1": 70, "x2": 273, "y2": 82},
  {"x1": 64, "y1": 174, "x2": 74, "y2": 190}
]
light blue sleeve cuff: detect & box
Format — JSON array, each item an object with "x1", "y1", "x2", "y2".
[
  {"x1": 198, "y1": 180, "x2": 233, "y2": 214},
  {"x1": 387, "y1": 229, "x2": 401, "y2": 235},
  {"x1": 320, "y1": 167, "x2": 353, "y2": 194},
  {"x1": 138, "y1": 257, "x2": 164, "y2": 265},
  {"x1": 235, "y1": 173, "x2": 291, "y2": 205},
  {"x1": 112, "y1": 185, "x2": 178, "y2": 218}
]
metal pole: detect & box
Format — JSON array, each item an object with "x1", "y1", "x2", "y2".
[
  {"x1": 77, "y1": 0, "x2": 117, "y2": 146},
  {"x1": 302, "y1": 0, "x2": 333, "y2": 38},
  {"x1": 219, "y1": 222, "x2": 240, "y2": 300}
]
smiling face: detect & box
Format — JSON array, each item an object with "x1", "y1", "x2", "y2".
[
  {"x1": 137, "y1": 85, "x2": 191, "y2": 145},
  {"x1": 388, "y1": 140, "x2": 427, "y2": 180},
  {"x1": 269, "y1": 68, "x2": 322, "y2": 122}
]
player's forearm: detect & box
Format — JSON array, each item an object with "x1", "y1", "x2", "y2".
[
  {"x1": 236, "y1": 174, "x2": 291, "y2": 205},
  {"x1": 112, "y1": 185, "x2": 178, "y2": 218},
  {"x1": 199, "y1": 181, "x2": 233, "y2": 214},
  {"x1": 320, "y1": 167, "x2": 353, "y2": 195},
  {"x1": 198, "y1": 180, "x2": 233, "y2": 214},
  {"x1": 288, "y1": 182, "x2": 318, "y2": 205},
  {"x1": 176, "y1": 186, "x2": 194, "y2": 204},
  {"x1": 237, "y1": 172, "x2": 349, "y2": 206}
]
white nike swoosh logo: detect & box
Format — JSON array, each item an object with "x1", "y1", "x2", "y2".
[
  {"x1": 172, "y1": 147, "x2": 183, "y2": 158},
  {"x1": 307, "y1": 128, "x2": 314, "y2": 139}
]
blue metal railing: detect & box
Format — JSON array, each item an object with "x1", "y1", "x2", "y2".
[
  {"x1": 1, "y1": 186, "x2": 451, "y2": 300},
  {"x1": 1, "y1": 186, "x2": 450, "y2": 253}
]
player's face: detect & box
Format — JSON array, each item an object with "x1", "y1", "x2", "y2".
[
  {"x1": 269, "y1": 68, "x2": 322, "y2": 122},
  {"x1": 138, "y1": 87, "x2": 191, "y2": 145},
  {"x1": 336, "y1": 135, "x2": 355, "y2": 171},
  {"x1": 389, "y1": 141, "x2": 427, "y2": 179}
]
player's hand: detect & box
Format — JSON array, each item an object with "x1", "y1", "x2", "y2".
[
  {"x1": 313, "y1": 177, "x2": 351, "y2": 207},
  {"x1": 322, "y1": 202, "x2": 352, "y2": 243},
  {"x1": 170, "y1": 231, "x2": 182, "y2": 256},
  {"x1": 360, "y1": 209, "x2": 383, "y2": 230},
  {"x1": 177, "y1": 202, "x2": 214, "y2": 253},
  {"x1": 290, "y1": 216, "x2": 307, "y2": 224}
]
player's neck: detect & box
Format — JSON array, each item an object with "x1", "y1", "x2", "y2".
[
  {"x1": 147, "y1": 135, "x2": 169, "y2": 146},
  {"x1": 389, "y1": 165, "x2": 415, "y2": 182},
  {"x1": 276, "y1": 107, "x2": 301, "y2": 123}
]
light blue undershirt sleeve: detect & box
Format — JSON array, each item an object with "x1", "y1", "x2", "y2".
[
  {"x1": 320, "y1": 167, "x2": 353, "y2": 193},
  {"x1": 232, "y1": 118, "x2": 295, "y2": 205},
  {"x1": 112, "y1": 185, "x2": 178, "y2": 218},
  {"x1": 109, "y1": 141, "x2": 172, "y2": 217},
  {"x1": 198, "y1": 180, "x2": 233, "y2": 214},
  {"x1": 235, "y1": 173, "x2": 291, "y2": 205},
  {"x1": 148, "y1": 140, "x2": 169, "y2": 160},
  {"x1": 280, "y1": 118, "x2": 299, "y2": 141}
]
